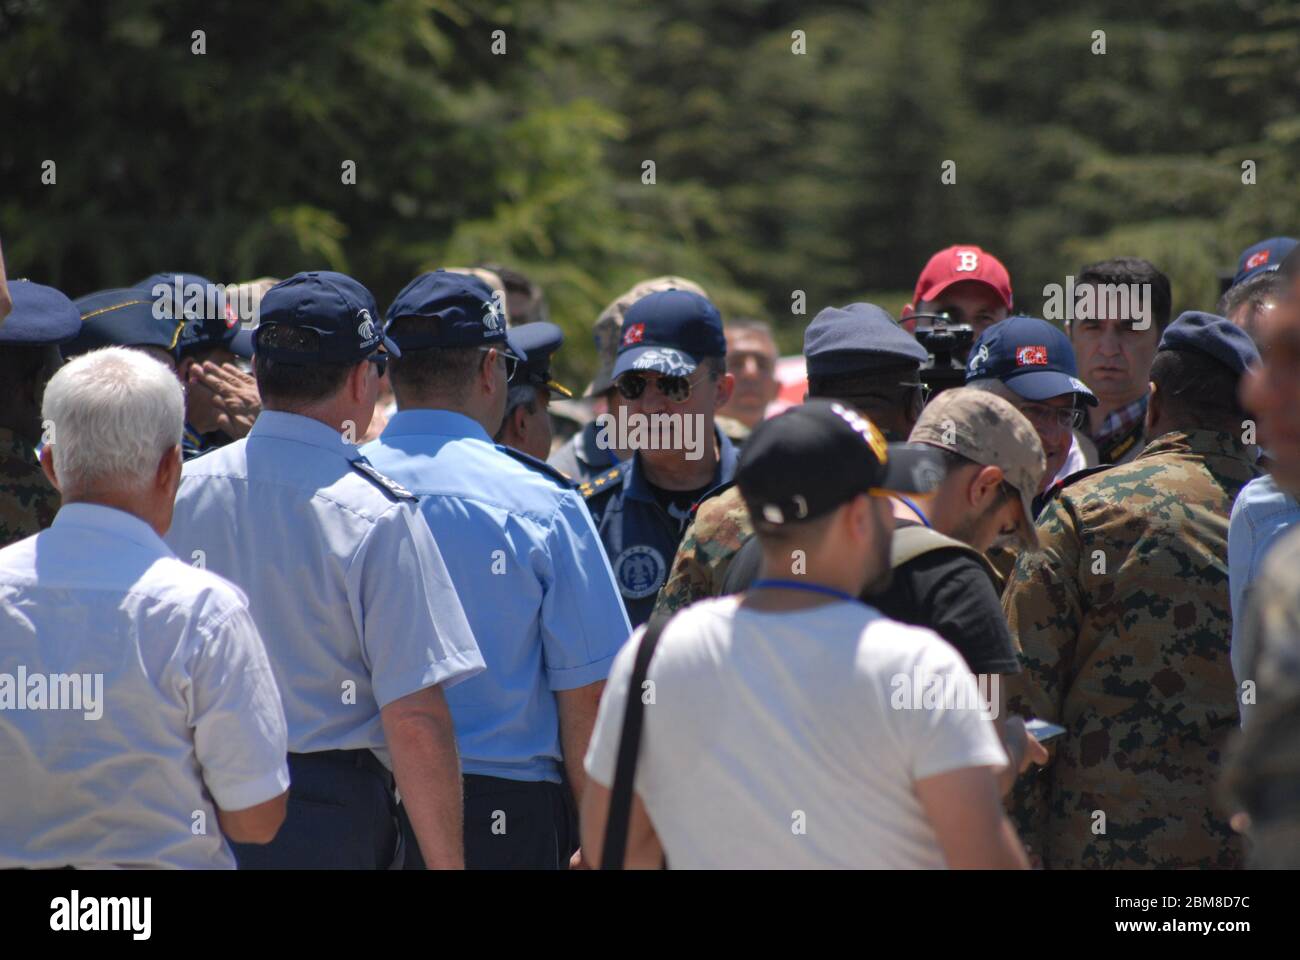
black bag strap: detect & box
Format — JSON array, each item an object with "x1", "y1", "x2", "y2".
[{"x1": 600, "y1": 612, "x2": 673, "y2": 869}]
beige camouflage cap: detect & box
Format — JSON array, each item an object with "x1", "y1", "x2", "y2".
[
  {"x1": 588, "y1": 275, "x2": 709, "y2": 396},
  {"x1": 909, "y1": 387, "x2": 1047, "y2": 550}
]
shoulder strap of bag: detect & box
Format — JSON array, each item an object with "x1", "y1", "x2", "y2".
[
  {"x1": 890, "y1": 523, "x2": 998, "y2": 585},
  {"x1": 600, "y1": 612, "x2": 673, "y2": 869}
]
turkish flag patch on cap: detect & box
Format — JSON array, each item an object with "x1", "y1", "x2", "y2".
[
  {"x1": 1016, "y1": 345, "x2": 1048, "y2": 366},
  {"x1": 622, "y1": 322, "x2": 645, "y2": 346},
  {"x1": 1246, "y1": 250, "x2": 1271, "y2": 271}
]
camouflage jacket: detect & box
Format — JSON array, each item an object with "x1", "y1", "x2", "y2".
[
  {"x1": 1003, "y1": 429, "x2": 1260, "y2": 869},
  {"x1": 0, "y1": 427, "x2": 59, "y2": 549},
  {"x1": 652, "y1": 483, "x2": 752, "y2": 617},
  {"x1": 1222, "y1": 526, "x2": 1300, "y2": 867}
]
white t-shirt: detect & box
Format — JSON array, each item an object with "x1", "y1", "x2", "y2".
[{"x1": 585, "y1": 596, "x2": 1008, "y2": 869}]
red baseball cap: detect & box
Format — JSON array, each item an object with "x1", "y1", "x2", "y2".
[{"x1": 911, "y1": 245, "x2": 1013, "y2": 311}]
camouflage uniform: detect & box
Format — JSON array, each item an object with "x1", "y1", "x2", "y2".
[
  {"x1": 652, "y1": 483, "x2": 751, "y2": 617},
  {"x1": 1003, "y1": 429, "x2": 1259, "y2": 869},
  {"x1": 1222, "y1": 526, "x2": 1300, "y2": 867},
  {"x1": 0, "y1": 428, "x2": 58, "y2": 549}
]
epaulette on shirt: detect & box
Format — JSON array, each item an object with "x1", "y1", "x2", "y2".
[
  {"x1": 349, "y1": 458, "x2": 418, "y2": 502},
  {"x1": 690, "y1": 478, "x2": 735, "y2": 517},
  {"x1": 497, "y1": 445, "x2": 576, "y2": 488},
  {"x1": 579, "y1": 465, "x2": 624, "y2": 500}
]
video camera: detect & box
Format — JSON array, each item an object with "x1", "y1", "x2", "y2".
[{"x1": 911, "y1": 312, "x2": 974, "y2": 399}]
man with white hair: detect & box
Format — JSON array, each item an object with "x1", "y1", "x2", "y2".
[{"x1": 0, "y1": 348, "x2": 290, "y2": 869}]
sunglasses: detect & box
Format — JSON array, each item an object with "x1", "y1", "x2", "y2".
[
  {"x1": 1018, "y1": 402, "x2": 1086, "y2": 431},
  {"x1": 478, "y1": 347, "x2": 519, "y2": 381},
  {"x1": 367, "y1": 352, "x2": 389, "y2": 378},
  {"x1": 615, "y1": 371, "x2": 702, "y2": 404}
]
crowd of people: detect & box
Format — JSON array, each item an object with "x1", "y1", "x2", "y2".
[{"x1": 1, "y1": 232, "x2": 1299, "y2": 870}]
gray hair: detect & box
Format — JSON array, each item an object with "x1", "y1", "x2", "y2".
[
  {"x1": 42, "y1": 347, "x2": 184, "y2": 496},
  {"x1": 502, "y1": 382, "x2": 540, "y2": 420}
]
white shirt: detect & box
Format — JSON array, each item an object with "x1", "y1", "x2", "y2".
[
  {"x1": 165, "y1": 411, "x2": 485, "y2": 765},
  {"x1": 0, "y1": 504, "x2": 290, "y2": 869},
  {"x1": 585, "y1": 596, "x2": 1008, "y2": 869}
]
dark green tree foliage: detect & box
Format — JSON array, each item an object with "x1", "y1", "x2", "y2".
[{"x1": 2, "y1": 0, "x2": 1298, "y2": 383}]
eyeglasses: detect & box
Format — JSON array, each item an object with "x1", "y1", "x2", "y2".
[
  {"x1": 1018, "y1": 401, "x2": 1085, "y2": 431},
  {"x1": 615, "y1": 371, "x2": 704, "y2": 404},
  {"x1": 479, "y1": 347, "x2": 519, "y2": 381},
  {"x1": 367, "y1": 352, "x2": 389, "y2": 378}
]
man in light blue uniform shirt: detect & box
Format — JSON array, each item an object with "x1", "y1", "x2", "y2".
[
  {"x1": 1, "y1": 348, "x2": 289, "y2": 868},
  {"x1": 166, "y1": 271, "x2": 485, "y2": 869},
  {"x1": 1229, "y1": 471, "x2": 1300, "y2": 725},
  {"x1": 363, "y1": 270, "x2": 631, "y2": 869}
]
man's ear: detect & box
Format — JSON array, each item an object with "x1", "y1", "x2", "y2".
[
  {"x1": 347, "y1": 359, "x2": 371, "y2": 405},
  {"x1": 480, "y1": 348, "x2": 500, "y2": 395},
  {"x1": 1145, "y1": 381, "x2": 1160, "y2": 433},
  {"x1": 157, "y1": 444, "x2": 183, "y2": 493},
  {"x1": 39, "y1": 444, "x2": 60, "y2": 491},
  {"x1": 971, "y1": 464, "x2": 1005, "y2": 507},
  {"x1": 714, "y1": 371, "x2": 735, "y2": 410},
  {"x1": 176, "y1": 355, "x2": 196, "y2": 383}
]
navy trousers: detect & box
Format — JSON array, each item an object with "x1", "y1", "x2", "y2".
[{"x1": 232, "y1": 750, "x2": 400, "y2": 869}]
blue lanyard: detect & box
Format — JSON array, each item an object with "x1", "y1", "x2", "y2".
[
  {"x1": 897, "y1": 495, "x2": 931, "y2": 528},
  {"x1": 751, "y1": 579, "x2": 859, "y2": 604}
]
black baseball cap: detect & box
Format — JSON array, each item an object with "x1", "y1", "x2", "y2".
[
  {"x1": 253, "y1": 271, "x2": 398, "y2": 364},
  {"x1": 384, "y1": 269, "x2": 527, "y2": 361},
  {"x1": 136, "y1": 272, "x2": 240, "y2": 355},
  {"x1": 737, "y1": 398, "x2": 944, "y2": 526}
]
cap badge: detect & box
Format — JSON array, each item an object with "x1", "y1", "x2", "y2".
[
  {"x1": 632, "y1": 348, "x2": 693, "y2": 376},
  {"x1": 967, "y1": 342, "x2": 990, "y2": 373},
  {"x1": 481, "y1": 296, "x2": 505, "y2": 333},
  {"x1": 622, "y1": 322, "x2": 645, "y2": 346},
  {"x1": 1016, "y1": 345, "x2": 1048, "y2": 366},
  {"x1": 955, "y1": 249, "x2": 979, "y2": 272},
  {"x1": 1246, "y1": 250, "x2": 1270, "y2": 270},
  {"x1": 357, "y1": 309, "x2": 378, "y2": 341}
]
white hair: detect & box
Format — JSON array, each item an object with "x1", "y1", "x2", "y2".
[{"x1": 42, "y1": 347, "x2": 184, "y2": 496}]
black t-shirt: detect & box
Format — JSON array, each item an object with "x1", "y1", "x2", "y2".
[
  {"x1": 721, "y1": 521, "x2": 1021, "y2": 675},
  {"x1": 649, "y1": 480, "x2": 715, "y2": 529}
]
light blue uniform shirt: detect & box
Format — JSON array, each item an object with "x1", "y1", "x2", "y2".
[
  {"x1": 1229, "y1": 472, "x2": 1300, "y2": 724},
  {"x1": 0, "y1": 503, "x2": 289, "y2": 869},
  {"x1": 363, "y1": 409, "x2": 631, "y2": 783},
  {"x1": 166, "y1": 410, "x2": 485, "y2": 766}
]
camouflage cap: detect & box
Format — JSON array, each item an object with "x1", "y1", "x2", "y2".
[
  {"x1": 909, "y1": 387, "x2": 1047, "y2": 550},
  {"x1": 588, "y1": 275, "x2": 709, "y2": 396}
]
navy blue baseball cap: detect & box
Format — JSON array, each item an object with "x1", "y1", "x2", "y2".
[
  {"x1": 229, "y1": 325, "x2": 256, "y2": 359},
  {"x1": 509, "y1": 321, "x2": 573, "y2": 398},
  {"x1": 965, "y1": 315, "x2": 1098, "y2": 406},
  {"x1": 384, "y1": 270, "x2": 526, "y2": 361},
  {"x1": 804, "y1": 303, "x2": 928, "y2": 377},
  {"x1": 611, "y1": 288, "x2": 726, "y2": 379},
  {"x1": 135, "y1": 272, "x2": 242, "y2": 355},
  {"x1": 1232, "y1": 237, "x2": 1298, "y2": 288},
  {"x1": 1158, "y1": 311, "x2": 1259, "y2": 376},
  {"x1": 254, "y1": 271, "x2": 397, "y2": 365},
  {"x1": 67, "y1": 287, "x2": 187, "y2": 358},
  {"x1": 0, "y1": 280, "x2": 81, "y2": 346}
]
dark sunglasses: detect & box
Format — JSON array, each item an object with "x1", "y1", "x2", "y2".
[{"x1": 615, "y1": 371, "x2": 700, "y2": 404}]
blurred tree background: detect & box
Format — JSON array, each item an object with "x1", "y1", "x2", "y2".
[{"x1": 2, "y1": 0, "x2": 1298, "y2": 384}]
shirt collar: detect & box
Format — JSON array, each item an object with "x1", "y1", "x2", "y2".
[
  {"x1": 624, "y1": 426, "x2": 739, "y2": 503},
  {"x1": 380, "y1": 408, "x2": 493, "y2": 445},
  {"x1": 1092, "y1": 392, "x2": 1149, "y2": 444},
  {"x1": 249, "y1": 410, "x2": 361, "y2": 459},
  {"x1": 52, "y1": 502, "x2": 172, "y2": 557}
]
